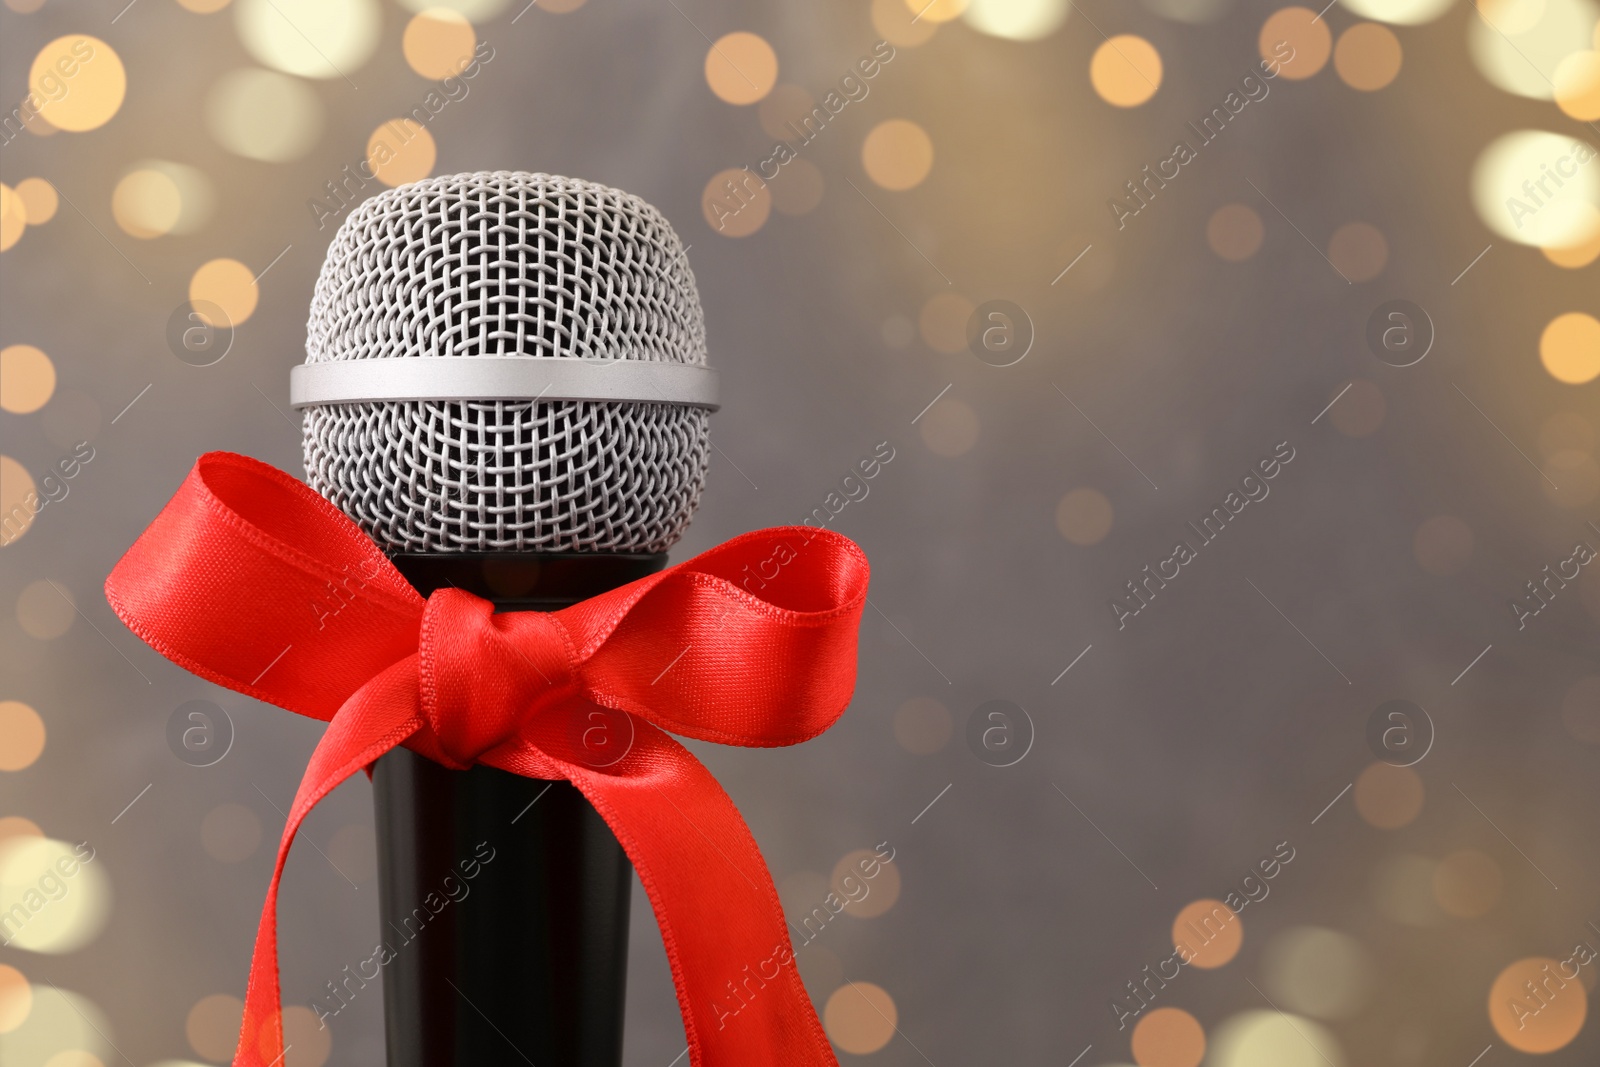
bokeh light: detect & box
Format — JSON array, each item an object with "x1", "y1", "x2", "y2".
[
  {"x1": 398, "y1": 0, "x2": 511, "y2": 17},
  {"x1": 963, "y1": 0, "x2": 1071, "y2": 41},
  {"x1": 863, "y1": 119, "x2": 934, "y2": 190},
  {"x1": 1338, "y1": 0, "x2": 1456, "y2": 22},
  {"x1": 1470, "y1": 0, "x2": 1599, "y2": 100},
  {"x1": 1130, "y1": 1007, "x2": 1205, "y2": 1067},
  {"x1": 0, "y1": 701, "x2": 46, "y2": 772},
  {"x1": 918, "y1": 292, "x2": 973, "y2": 353},
  {"x1": 702, "y1": 168, "x2": 771, "y2": 237},
  {"x1": 831, "y1": 848, "x2": 900, "y2": 918},
  {"x1": 1554, "y1": 49, "x2": 1600, "y2": 118},
  {"x1": 1090, "y1": 36, "x2": 1164, "y2": 107},
  {"x1": 1412, "y1": 515, "x2": 1474, "y2": 575},
  {"x1": 186, "y1": 993, "x2": 242, "y2": 1062},
  {"x1": 1207, "y1": 1010, "x2": 1344, "y2": 1067},
  {"x1": 1354, "y1": 761, "x2": 1423, "y2": 828},
  {"x1": 1540, "y1": 312, "x2": 1600, "y2": 383},
  {"x1": 1, "y1": 345, "x2": 56, "y2": 414},
  {"x1": 29, "y1": 37, "x2": 126, "y2": 132},
  {"x1": 1471, "y1": 131, "x2": 1600, "y2": 248},
  {"x1": 0, "y1": 837, "x2": 110, "y2": 953},
  {"x1": 403, "y1": 8, "x2": 478, "y2": 81},
  {"x1": 704, "y1": 32, "x2": 778, "y2": 105},
  {"x1": 1260, "y1": 926, "x2": 1373, "y2": 1019},
  {"x1": 14, "y1": 179, "x2": 56, "y2": 225},
  {"x1": 1207, "y1": 204, "x2": 1264, "y2": 261},
  {"x1": 1056, "y1": 488, "x2": 1115, "y2": 546},
  {"x1": 1327, "y1": 221, "x2": 1389, "y2": 280},
  {"x1": 0, "y1": 818, "x2": 41, "y2": 842},
  {"x1": 16, "y1": 580, "x2": 73, "y2": 640},
  {"x1": 1371, "y1": 853, "x2": 1444, "y2": 925},
  {"x1": 0, "y1": 184, "x2": 24, "y2": 251},
  {"x1": 111, "y1": 163, "x2": 213, "y2": 240},
  {"x1": 0, "y1": 964, "x2": 29, "y2": 1032},
  {"x1": 0, "y1": 986, "x2": 111, "y2": 1067},
  {"x1": 823, "y1": 982, "x2": 896, "y2": 1054},
  {"x1": 894, "y1": 696, "x2": 952, "y2": 754},
  {"x1": 1542, "y1": 449, "x2": 1600, "y2": 508},
  {"x1": 176, "y1": 0, "x2": 235, "y2": 12},
  {"x1": 367, "y1": 120, "x2": 437, "y2": 186},
  {"x1": 1144, "y1": 0, "x2": 1234, "y2": 22},
  {"x1": 1260, "y1": 7, "x2": 1333, "y2": 80},
  {"x1": 1433, "y1": 849, "x2": 1502, "y2": 916},
  {"x1": 1334, "y1": 22, "x2": 1403, "y2": 90},
  {"x1": 206, "y1": 68, "x2": 325, "y2": 162},
  {"x1": 758, "y1": 85, "x2": 816, "y2": 140},
  {"x1": 1543, "y1": 205, "x2": 1600, "y2": 265},
  {"x1": 905, "y1": 0, "x2": 968, "y2": 24},
  {"x1": 919, "y1": 397, "x2": 980, "y2": 457},
  {"x1": 875, "y1": 0, "x2": 939, "y2": 47},
  {"x1": 1171, "y1": 898, "x2": 1241, "y2": 968},
  {"x1": 190, "y1": 258, "x2": 259, "y2": 327},
  {"x1": 276, "y1": 1005, "x2": 332, "y2": 1067},
  {"x1": 1560, "y1": 675, "x2": 1600, "y2": 742},
  {"x1": 1488, "y1": 957, "x2": 1588, "y2": 1051},
  {"x1": 0, "y1": 456, "x2": 37, "y2": 545},
  {"x1": 1329, "y1": 379, "x2": 1386, "y2": 437},
  {"x1": 235, "y1": 0, "x2": 380, "y2": 80}
]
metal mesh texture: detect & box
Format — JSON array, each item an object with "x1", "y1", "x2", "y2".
[{"x1": 301, "y1": 171, "x2": 711, "y2": 554}]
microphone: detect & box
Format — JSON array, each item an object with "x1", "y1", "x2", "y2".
[{"x1": 290, "y1": 171, "x2": 719, "y2": 1067}]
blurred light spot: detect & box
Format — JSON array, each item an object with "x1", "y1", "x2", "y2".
[
  {"x1": 905, "y1": 0, "x2": 968, "y2": 23},
  {"x1": 705, "y1": 32, "x2": 778, "y2": 105},
  {"x1": 1413, "y1": 515, "x2": 1474, "y2": 575},
  {"x1": 1, "y1": 457, "x2": 38, "y2": 546},
  {"x1": 29, "y1": 37, "x2": 125, "y2": 132},
  {"x1": 178, "y1": 0, "x2": 234, "y2": 10},
  {"x1": 823, "y1": 983, "x2": 896, "y2": 1054},
  {"x1": 1541, "y1": 312, "x2": 1600, "y2": 383},
  {"x1": 14, "y1": 179, "x2": 56, "y2": 225},
  {"x1": 1261, "y1": 926, "x2": 1373, "y2": 1020},
  {"x1": 200, "y1": 803, "x2": 262, "y2": 864},
  {"x1": 759, "y1": 84, "x2": 816, "y2": 141},
  {"x1": 44, "y1": 1052, "x2": 102, "y2": 1067},
  {"x1": 1130, "y1": 1006, "x2": 1205, "y2": 1067},
  {"x1": 1144, "y1": 0, "x2": 1233, "y2": 21},
  {"x1": 1335, "y1": 22, "x2": 1402, "y2": 89},
  {"x1": 881, "y1": 314, "x2": 914, "y2": 349},
  {"x1": 4, "y1": 0, "x2": 47, "y2": 12},
  {"x1": 1433, "y1": 849, "x2": 1502, "y2": 916},
  {"x1": 1540, "y1": 410, "x2": 1595, "y2": 455},
  {"x1": 1207, "y1": 204, "x2": 1264, "y2": 260},
  {"x1": 0, "y1": 985, "x2": 111, "y2": 1066},
  {"x1": 236, "y1": 0, "x2": 380, "y2": 80},
  {"x1": 270, "y1": 1005, "x2": 332, "y2": 1067},
  {"x1": 1, "y1": 346, "x2": 55, "y2": 414},
  {"x1": 1261, "y1": 7, "x2": 1333, "y2": 79},
  {"x1": 1056, "y1": 488, "x2": 1114, "y2": 546},
  {"x1": 863, "y1": 119, "x2": 934, "y2": 190},
  {"x1": 190, "y1": 258, "x2": 259, "y2": 327},
  {"x1": 963, "y1": 0, "x2": 1071, "y2": 41},
  {"x1": 1470, "y1": 0, "x2": 1598, "y2": 100},
  {"x1": 111, "y1": 169, "x2": 180, "y2": 239},
  {"x1": 894, "y1": 696, "x2": 952, "y2": 754},
  {"x1": 1371, "y1": 853, "x2": 1444, "y2": 926},
  {"x1": 919, "y1": 397, "x2": 979, "y2": 457},
  {"x1": 1338, "y1": 0, "x2": 1456, "y2": 22},
  {"x1": 1489, "y1": 956, "x2": 1587, "y2": 1051},
  {"x1": 0, "y1": 702, "x2": 45, "y2": 772},
  {"x1": 1208, "y1": 1009, "x2": 1344, "y2": 1067},
  {"x1": 0, "y1": 818, "x2": 41, "y2": 843},
  {"x1": 832, "y1": 848, "x2": 900, "y2": 918},
  {"x1": 1541, "y1": 449, "x2": 1600, "y2": 508},
  {"x1": 1090, "y1": 35, "x2": 1163, "y2": 107},
  {"x1": 701, "y1": 168, "x2": 770, "y2": 237},
  {"x1": 398, "y1": 0, "x2": 511, "y2": 18},
  {"x1": 770, "y1": 158, "x2": 824, "y2": 216},
  {"x1": 918, "y1": 292, "x2": 974, "y2": 352},
  {"x1": 1561, "y1": 675, "x2": 1600, "y2": 742},
  {"x1": 1171, "y1": 898, "x2": 1241, "y2": 969},
  {"x1": 0, "y1": 837, "x2": 109, "y2": 953},
  {"x1": 327, "y1": 823, "x2": 377, "y2": 884},
  {"x1": 1554, "y1": 50, "x2": 1600, "y2": 118},
  {"x1": 1471, "y1": 131, "x2": 1600, "y2": 248},
  {"x1": 403, "y1": 8, "x2": 477, "y2": 81},
  {"x1": 1327, "y1": 222, "x2": 1388, "y2": 280},
  {"x1": 1542, "y1": 206, "x2": 1600, "y2": 264},
  {"x1": 0, "y1": 964, "x2": 29, "y2": 1032},
  {"x1": 875, "y1": 0, "x2": 939, "y2": 46},
  {"x1": 206, "y1": 68, "x2": 325, "y2": 162},
  {"x1": 186, "y1": 994, "x2": 242, "y2": 1062},
  {"x1": 0, "y1": 184, "x2": 24, "y2": 252},
  {"x1": 16, "y1": 580, "x2": 72, "y2": 640},
  {"x1": 367, "y1": 120, "x2": 437, "y2": 186},
  {"x1": 1354, "y1": 761, "x2": 1422, "y2": 828},
  {"x1": 1329, "y1": 379, "x2": 1385, "y2": 437}
]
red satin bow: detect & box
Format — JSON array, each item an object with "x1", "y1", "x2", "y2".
[{"x1": 105, "y1": 452, "x2": 869, "y2": 1067}]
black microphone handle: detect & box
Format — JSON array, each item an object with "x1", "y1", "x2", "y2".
[{"x1": 371, "y1": 551, "x2": 667, "y2": 1067}]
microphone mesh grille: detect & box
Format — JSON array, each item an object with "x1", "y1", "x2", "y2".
[{"x1": 301, "y1": 172, "x2": 711, "y2": 554}]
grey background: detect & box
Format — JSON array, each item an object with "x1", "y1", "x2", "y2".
[{"x1": 2, "y1": 0, "x2": 1598, "y2": 1065}]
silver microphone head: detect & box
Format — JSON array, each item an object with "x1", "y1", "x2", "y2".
[{"x1": 294, "y1": 171, "x2": 715, "y2": 555}]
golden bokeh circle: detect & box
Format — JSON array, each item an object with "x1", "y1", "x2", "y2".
[
  {"x1": 875, "y1": 0, "x2": 939, "y2": 47},
  {"x1": 1327, "y1": 221, "x2": 1388, "y2": 281},
  {"x1": 403, "y1": 8, "x2": 477, "y2": 81},
  {"x1": 0, "y1": 816, "x2": 42, "y2": 842},
  {"x1": 1489, "y1": 957, "x2": 1587, "y2": 1052},
  {"x1": 1353, "y1": 760, "x2": 1423, "y2": 829},
  {"x1": 281, "y1": 1004, "x2": 333, "y2": 1067},
  {"x1": 894, "y1": 697, "x2": 952, "y2": 754},
  {"x1": 1091, "y1": 35, "x2": 1164, "y2": 107},
  {"x1": 0, "y1": 184, "x2": 25, "y2": 252},
  {"x1": 1261, "y1": 8, "x2": 1332, "y2": 81},
  {"x1": 17, "y1": 578, "x2": 73, "y2": 639},
  {"x1": 1554, "y1": 49, "x2": 1600, "y2": 119},
  {"x1": 30, "y1": 37, "x2": 126, "y2": 132},
  {"x1": 1544, "y1": 219, "x2": 1600, "y2": 267},
  {"x1": 758, "y1": 84, "x2": 816, "y2": 140},
  {"x1": 1540, "y1": 312, "x2": 1600, "y2": 384},
  {"x1": 1329, "y1": 379, "x2": 1385, "y2": 437},
  {"x1": 831, "y1": 848, "x2": 901, "y2": 918},
  {"x1": 919, "y1": 397, "x2": 979, "y2": 457},
  {"x1": 701, "y1": 169, "x2": 771, "y2": 238},
  {"x1": 770, "y1": 158, "x2": 824, "y2": 217},
  {"x1": 177, "y1": 0, "x2": 235, "y2": 12},
  {"x1": 1561, "y1": 675, "x2": 1600, "y2": 742},
  {"x1": 1334, "y1": 22, "x2": 1403, "y2": 90},
  {"x1": 1412, "y1": 515, "x2": 1473, "y2": 576},
  {"x1": 201, "y1": 803, "x2": 262, "y2": 863},
  {"x1": 1, "y1": 345, "x2": 56, "y2": 414},
  {"x1": 704, "y1": 32, "x2": 778, "y2": 105},
  {"x1": 0, "y1": 701, "x2": 46, "y2": 772},
  {"x1": 43, "y1": 1051, "x2": 102, "y2": 1067},
  {"x1": 190, "y1": 258, "x2": 259, "y2": 326},
  {"x1": 1056, "y1": 488, "x2": 1114, "y2": 546},
  {"x1": 1207, "y1": 204, "x2": 1264, "y2": 261},
  {"x1": 1260, "y1": 926, "x2": 1372, "y2": 1020},
  {"x1": 863, "y1": 119, "x2": 934, "y2": 190},
  {"x1": 1433, "y1": 849, "x2": 1502, "y2": 917},
  {"x1": 823, "y1": 982, "x2": 897, "y2": 1054},
  {"x1": 187, "y1": 993, "x2": 243, "y2": 1061},
  {"x1": 1172, "y1": 898, "x2": 1242, "y2": 969},
  {"x1": 236, "y1": 0, "x2": 381, "y2": 81},
  {"x1": 112, "y1": 169, "x2": 183, "y2": 239},
  {"x1": 0, "y1": 963, "x2": 30, "y2": 1033},
  {"x1": 904, "y1": 0, "x2": 968, "y2": 23},
  {"x1": 918, "y1": 292, "x2": 973, "y2": 352},
  {"x1": 5, "y1": 0, "x2": 48, "y2": 12},
  {"x1": 206, "y1": 68, "x2": 325, "y2": 163},
  {"x1": 14, "y1": 178, "x2": 57, "y2": 224},
  {"x1": 0, "y1": 455, "x2": 38, "y2": 546},
  {"x1": 1130, "y1": 1006, "x2": 1206, "y2": 1067},
  {"x1": 368, "y1": 121, "x2": 438, "y2": 187}
]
